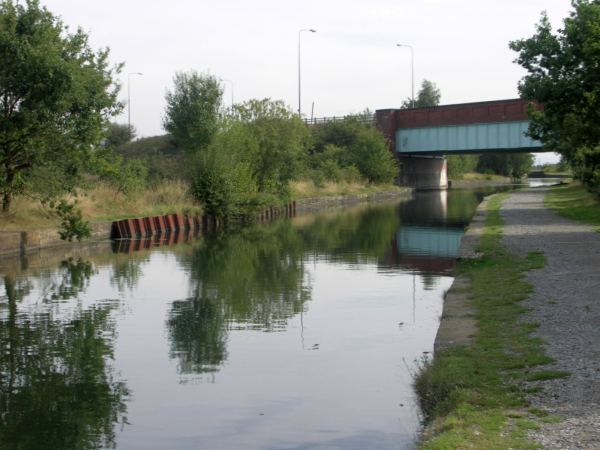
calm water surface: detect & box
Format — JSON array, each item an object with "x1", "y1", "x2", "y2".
[{"x1": 0, "y1": 188, "x2": 498, "y2": 450}]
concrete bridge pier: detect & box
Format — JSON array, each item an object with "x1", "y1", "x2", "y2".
[{"x1": 397, "y1": 155, "x2": 448, "y2": 190}]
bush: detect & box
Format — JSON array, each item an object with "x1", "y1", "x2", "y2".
[
  {"x1": 190, "y1": 146, "x2": 256, "y2": 218},
  {"x1": 310, "y1": 118, "x2": 397, "y2": 184},
  {"x1": 447, "y1": 155, "x2": 479, "y2": 179},
  {"x1": 573, "y1": 146, "x2": 600, "y2": 193},
  {"x1": 350, "y1": 127, "x2": 397, "y2": 183},
  {"x1": 477, "y1": 153, "x2": 534, "y2": 180},
  {"x1": 54, "y1": 200, "x2": 92, "y2": 242},
  {"x1": 115, "y1": 135, "x2": 184, "y2": 181},
  {"x1": 230, "y1": 99, "x2": 311, "y2": 193}
]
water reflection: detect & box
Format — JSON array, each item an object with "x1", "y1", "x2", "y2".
[
  {"x1": 0, "y1": 187, "x2": 498, "y2": 449},
  {"x1": 166, "y1": 191, "x2": 480, "y2": 381},
  {"x1": 0, "y1": 270, "x2": 128, "y2": 450}
]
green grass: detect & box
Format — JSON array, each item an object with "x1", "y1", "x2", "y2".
[
  {"x1": 289, "y1": 180, "x2": 403, "y2": 199},
  {"x1": 545, "y1": 183, "x2": 600, "y2": 230},
  {"x1": 524, "y1": 370, "x2": 570, "y2": 382},
  {"x1": 416, "y1": 193, "x2": 556, "y2": 449}
]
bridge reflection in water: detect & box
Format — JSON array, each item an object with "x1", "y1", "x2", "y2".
[{"x1": 383, "y1": 189, "x2": 477, "y2": 275}]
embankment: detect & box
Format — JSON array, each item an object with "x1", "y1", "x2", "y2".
[{"x1": 0, "y1": 188, "x2": 411, "y2": 258}]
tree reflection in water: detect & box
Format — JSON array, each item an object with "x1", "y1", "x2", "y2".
[
  {"x1": 166, "y1": 205, "x2": 402, "y2": 378},
  {"x1": 0, "y1": 261, "x2": 129, "y2": 450},
  {"x1": 167, "y1": 222, "x2": 310, "y2": 377}
]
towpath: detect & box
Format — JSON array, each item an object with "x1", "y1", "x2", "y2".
[{"x1": 500, "y1": 188, "x2": 600, "y2": 450}]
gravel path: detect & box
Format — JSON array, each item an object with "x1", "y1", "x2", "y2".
[{"x1": 500, "y1": 188, "x2": 600, "y2": 450}]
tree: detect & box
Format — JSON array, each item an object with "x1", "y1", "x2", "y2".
[
  {"x1": 0, "y1": 0, "x2": 121, "y2": 212},
  {"x1": 447, "y1": 155, "x2": 478, "y2": 179},
  {"x1": 402, "y1": 79, "x2": 441, "y2": 108},
  {"x1": 311, "y1": 116, "x2": 396, "y2": 183},
  {"x1": 105, "y1": 123, "x2": 136, "y2": 148},
  {"x1": 477, "y1": 153, "x2": 533, "y2": 180},
  {"x1": 230, "y1": 99, "x2": 310, "y2": 194},
  {"x1": 162, "y1": 71, "x2": 223, "y2": 152},
  {"x1": 510, "y1": 1, "x2": 600, "y2": 189}
]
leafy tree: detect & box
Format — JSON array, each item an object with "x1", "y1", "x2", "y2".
[
  {"x1": 311, "y1": 117, "x2": 397, "y2": 183},
  {"x1": 349, "y1": 126, "x2": 397, "y2": 183},
  {"x1": 230, "y1": 99, "x2": 310, "y2": 194},
  {"x1": 54, "y1": 199, "x2": 92, "y2": 242},
  {"x1": 477, "y1": 153, "x2": 534, "y2": 180},
  {"x1": 402, "y1": 79, "x2": 441, "y2": 108},
  {"x1": 105, "y1": 123, "x2": 136, "y2": 148},
  {"x1": 190, "y1": 145, "x2": 256, "y2": 218},
  {"x1": 447, "y1": 155, "x2": 479, "y2": 179},
  {"x1": 510, "y1": 1, "x2": 600, "y2": 189},
  {"x1": 162, "y1": 71, "x2": 223, "y2": 152},
  {"x1": 0, "y1": 0, "x2": 121, "y2": 212}
]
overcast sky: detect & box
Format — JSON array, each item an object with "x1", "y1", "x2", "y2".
[{"x1": 40, "y1": 0, "x2": 572, "y2": 161}]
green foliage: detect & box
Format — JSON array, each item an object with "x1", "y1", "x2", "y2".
[
  {"x1": 402, "y1": 79, "x2": 441, "y2": 109},
  {"x1": 162, "y1": 71, "x2": 223, "y2": 152},
  {"x1": 573, "y1": 145, "x2": 600, "y2": 189},
  {"x1": 54, "y1": 199, "x2": 92, "y2": 242},
  {"x1": 447, "y1": 155, "x2": 479, "y2": 179},
  {"x1": 477, "y1": 153, "x2": 534, "y2": 180},
  {"x1": 311, "y1": 117, "x2": 397, "y2": 183},
  {"x1": 510, "y1": 1, "x2": 600, "y2": 191},
  {"x1": 96, "y1": 155, "x2": 148, "y2": 195},
  {"x1": 105, "y1": 123, "x2": 135, "y2": 148},
  {"x1": 350, "y1": 126, "x2": 397, "y2": 182},
  {"x1": 190, "y1": 145, "x2": 256, "y2": 218},
  {"x1": 115, "y1": 134, "x2": 182, "y2": 181},
  {"x1": 0, "y1": 0, "x2": 122, "y2": 212},
  {"x1": 230, "y1": 99, "x2": 310, "y2": 193}
]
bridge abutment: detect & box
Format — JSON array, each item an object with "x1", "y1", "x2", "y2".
[{"x1": 397, "y1": 156, "x2": 448, "y2": 190}]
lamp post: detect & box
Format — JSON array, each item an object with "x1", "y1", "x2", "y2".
[
  {"x1": 128, "y1": 72, "x2": 143, "y2": 135},
  {"x1": 220, "y1": 78, "x2": 234, "y2": 108},
  {"x1": 298, "y1": 28, "x2": 316, "y2": 117},
  {"x1": 396, "y1": 43, "x2": 414, "y2": 108}
]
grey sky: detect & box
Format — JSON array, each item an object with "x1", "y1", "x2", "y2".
[{"x1": 41, "y1": 0, "x2": 571, "y2": 162}]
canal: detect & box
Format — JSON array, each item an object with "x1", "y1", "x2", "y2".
[{"x1": 0, "y1": 187, "x2": 506, "y2": 450}]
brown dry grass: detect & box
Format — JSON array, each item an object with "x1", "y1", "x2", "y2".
[{"x1": 0, "y1": 181, "x2": 200, "y2": 231}]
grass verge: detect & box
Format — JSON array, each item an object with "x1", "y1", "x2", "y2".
[
  {"x1": 0, "y1": 181, "x2": 200, "y2": 231},
  {"x1": 416, "y1": 193, "x2": 559, "y2": 449},
  {"x1": 545, "y1": 183, "x2": 600, "y2": 230},
  {"x1": 289, "y1": 180, "x2": 403, "y2": 199},
  {"x1": 459, "y1": 172, "x2": 512, "y2": 182}
]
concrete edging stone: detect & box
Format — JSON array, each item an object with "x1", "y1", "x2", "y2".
[{"x1": 433, "y1": 197, "x2": 489, "y2": 354}]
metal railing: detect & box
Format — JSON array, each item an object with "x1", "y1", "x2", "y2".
[{"x1": 303, "y1": 113, "x2": 375, "y2": 126}]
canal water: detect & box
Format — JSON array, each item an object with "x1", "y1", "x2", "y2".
[{"x1": 0, "y1": 188, "x2": 502, "y2": 450}]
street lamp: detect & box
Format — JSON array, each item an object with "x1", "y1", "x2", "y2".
[
  {"x1": 396, "y1": 43, "x2": 414, "y2": 108},
  {"x1": 128, "y1": 72, "x2": 143, "y2": 135},
  {"x1": 220, "y1": 78, "x2": 234, "y2": 108},
  {"x1": 298, "y1": 28, "x2": 316, "y2": 117}
]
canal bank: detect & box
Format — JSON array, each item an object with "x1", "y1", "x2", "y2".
[
  {"x1": 418, "y1": 186, "x2": 600, "y2": 449},
  {"x1": 0, "y1": 188, "x2": 411, "y2": 258}
]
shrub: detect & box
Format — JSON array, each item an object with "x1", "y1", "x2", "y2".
[
  {"x1": 310, "y1": 118, "x2": 396, "y2": 184},
  {"x1": 190, "y1": 147, "x2": 256, "y2": 218},
  {"x1": 54, "y1": 200, "x2": 92, "y2": 242}
]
